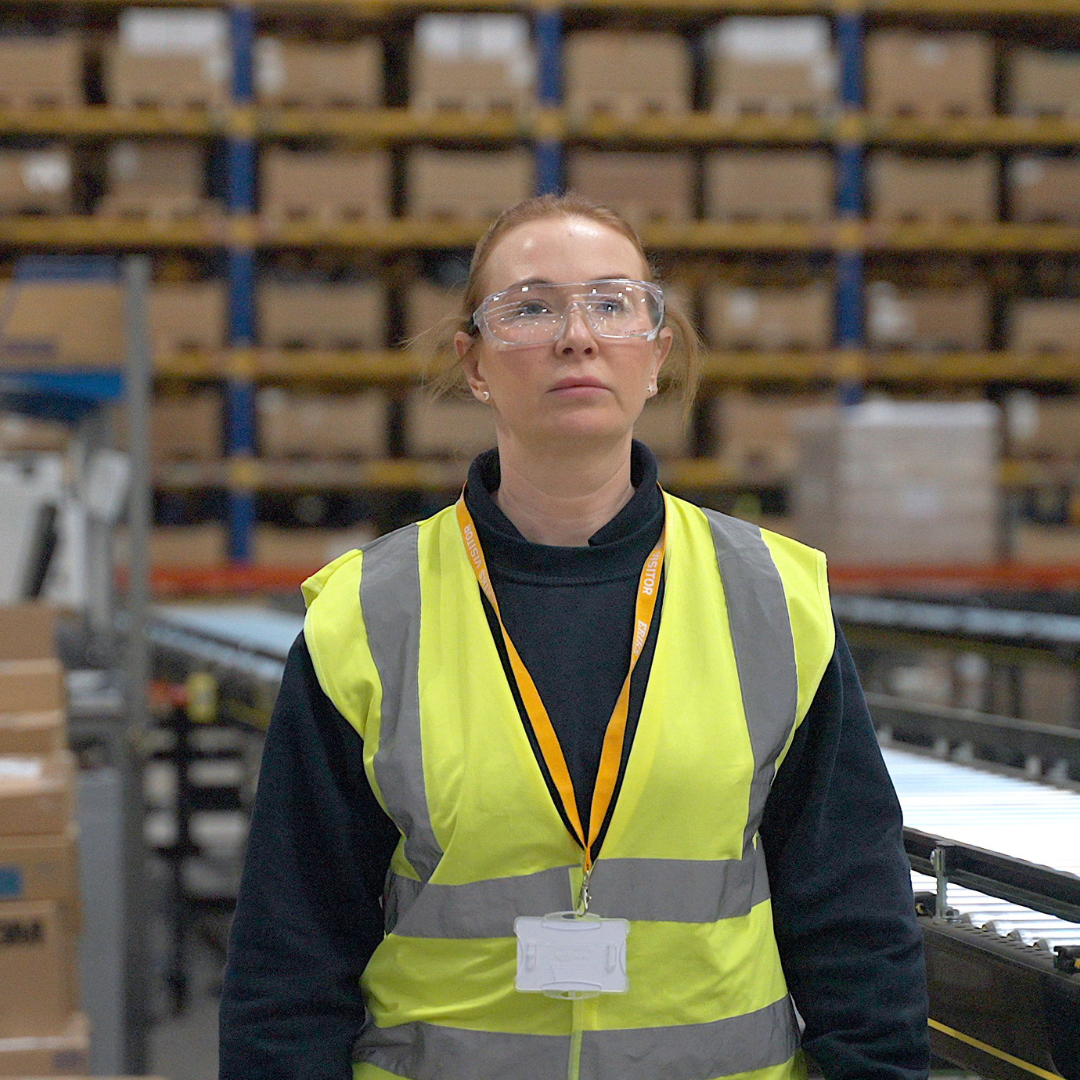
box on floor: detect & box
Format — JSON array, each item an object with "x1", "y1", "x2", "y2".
[
  {"x1": 0, "y1": 1010, "x2": 91, "y2": 1076},
  {"x1": 0, "y1": 752, "x2": 74, "y2": 837}
]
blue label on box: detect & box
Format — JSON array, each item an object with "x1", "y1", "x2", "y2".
[{"x1": 0, "y1": 866, "x2": 24, "y2": 898}]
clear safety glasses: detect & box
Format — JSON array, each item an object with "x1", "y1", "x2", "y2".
[{"x1": 471, "y1": 279, "x2": 665, "y2": 349}]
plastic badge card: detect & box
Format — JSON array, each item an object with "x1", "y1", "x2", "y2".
[{"x1": 514, "y1": 912, "x2": 629, "y2": 997}]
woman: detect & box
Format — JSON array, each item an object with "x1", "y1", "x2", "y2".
[{"x1": 220, "y1": 194, "x2": 928, "y2": 1080}]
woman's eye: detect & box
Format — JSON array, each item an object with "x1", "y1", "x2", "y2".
[{"x1": 511, "y1": 301, "x2": 551, "y2": 318}]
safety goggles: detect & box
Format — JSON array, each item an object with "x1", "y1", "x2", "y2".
[{"x1": 471, "y1": 279, "x2": 665, "y2": 348}]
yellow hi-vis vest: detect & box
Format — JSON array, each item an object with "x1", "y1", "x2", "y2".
[{"x1": 302, "y1": 491, "x2": 835, "y2": 1080}]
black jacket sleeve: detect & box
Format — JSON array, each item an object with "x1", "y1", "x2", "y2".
[
  {"x1": 760, "y1": 625, "x2": 930, "y2": 1080},
  {"x1": 219, "y1": 632, "x2": 399, "y2": 1080}
]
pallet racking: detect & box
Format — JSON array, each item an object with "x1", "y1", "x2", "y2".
[{"x1": 3, "y1": 0, "x2": 1080, "y2": 558}]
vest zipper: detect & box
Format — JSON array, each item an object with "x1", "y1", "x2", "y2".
[{"x1": 567, "y1": 998, "x2": 585, "y2": 1080}]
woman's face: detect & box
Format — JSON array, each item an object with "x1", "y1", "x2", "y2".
[{"x1": 455, "y1": 215, "x2": 672, "y2": 455}]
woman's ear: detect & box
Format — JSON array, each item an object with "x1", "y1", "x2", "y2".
[
  {"x1": 651, "y1": 326, "x2": 674, "y2": 386},
  {"x1": 456, "y1": 332, "x2": 489, "y2": 402}
]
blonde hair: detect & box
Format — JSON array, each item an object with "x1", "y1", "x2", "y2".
[{"x1": 424, "y1": 193, "x2": 701, "y2": 413}]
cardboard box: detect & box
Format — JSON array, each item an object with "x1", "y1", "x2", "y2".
[
  {"x1": 256, "y1": 38, "x2": 382, "y2": 108},
  {"x1": 793, "y1": 400, "x2": 999, "y2": 565},
  {"x1": 0, "y1": 36, "x2": 83, "y2": 110},
  {"x1": 254, "y1": 525, "x2": 376, "y2": 568},
  {"x1": 566, "y1": 151, "x2": 694, "y2": 227},
  {"x1": 411, "y1": 15, "x2": 534, "y2": 114},
  {"x1": 869, "y1": 153, "x2": 997, "y2": 224},
  {"x1": 104, "y1": 47, "x2": 229, "y2": 110},
  {"x1": 0, "y1": 606, "x2": 55, "y2": 662},
  {"x1": 0, "y1": 713, "x2": 65, "y2": 757},
  {"x1": 105, "y1": 10, "x2": 231, "y2": 111},
  {"x1": 1009, "y1": 300, "x2": 1080, "y2": 353},
  {"x1": 150, "y1": 525, "x2": 227, "y2": 568},
  {"x1": 0, "y1": 282, "x2": 124, "y2": 368},
  {"x1": 0, "y1": 1010, "x2": 90, "y2": 1075},
  {"x1": 704, "y1": 151, "x2": 833, "y2": 222},
  {"x1": 405, "y1": 280, "x2": 464, "y2": 341},
  {"x1": 149, "y1": 282, "x2": 227, "y2": 355},
  {"x1": 0, "y1": 150, "x2": 72, "y2": 216},
  {"x1": 405, "y1": 391, "x2": 497, "y2": 458},
  {"x1": 406, "y1": 149, "x2": 532, "y2": 221},
  {"x1": 0, "y1": 753, "x2": 74, "y2": 837},
  {"x1": 866, "y1": 31, "x2": 994, "y2": 118},
  {"x1": 1009, "y1": 48, "x2": 1080, "y2": 119},
  {"x1": 709, "y1": 17, "x2": 835, "y2": 117},
  {"x1": 152, "y1": 393, "x2": 222, "y2": 462},
  {"x1": 564, "y1": 32, "x2": 690, "y2": 119},
  {"x1": 712, "y1": 391, "x2": 829, "y2": 480},
  {"x1": 258, "y1": 282, "x2": 387, "y2": 349},
  {"x1": 1005, "y1": 392, "x2": 1080, "y2": 460},
  {"x1": 257, "y1": 389, "x2": 389, "y2": 458},
  {"x1": 0, "y1": 662, "x2": 64, "y2": 715},
  {"x1": 1009, "y1": 156, "x2": 1080, "y2": 225},
  {"x1": 98, "y1": 140, "x2": 209, "y2": 221},
  {"x1": 260, "y1": 148, "x2": 391, "y2": 225},
  {"x1": 867, "y1": 283, "x2": 990, "y2": 350},
  {"x1": 704, "y1": 282, "x2": 833, "y2": 350},
  {"x1": 0, "y1": 900, "x2": 77, "y2": 1038},
  {"x1": 0, "y1": 827, "x2": 78, "y2": 909},
  {"x1": 633, "y1": 398, "x2": 690, "y2": 459}
]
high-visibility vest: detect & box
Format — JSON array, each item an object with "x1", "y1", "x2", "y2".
[{"x1": 302, "y1": 491, "x2": 835, "y2": 1080}]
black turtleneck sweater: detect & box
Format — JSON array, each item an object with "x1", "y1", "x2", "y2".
[{"x1": 219, "y1": 444, "x2": 929, "y2": 1080}]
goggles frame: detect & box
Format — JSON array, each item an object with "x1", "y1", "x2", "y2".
[{"x1": 471, "y1": 278, "x2": 665, "y2": 349}]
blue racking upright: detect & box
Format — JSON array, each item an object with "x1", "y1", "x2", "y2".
[
  {"x1": 225, "y1": 4, "x2": 258, "y2": 562},
  {"x1": 534, "y1": 8, "x2": 564, "y2": 196}
]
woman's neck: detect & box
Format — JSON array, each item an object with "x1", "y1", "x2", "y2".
[{"x1": 493, "y1": 437, "x2": 635, "y2": 546}]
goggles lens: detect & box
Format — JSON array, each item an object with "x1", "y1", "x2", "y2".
[{"x1": 474, "y1": 280, "x2": 664, "y2": 347}]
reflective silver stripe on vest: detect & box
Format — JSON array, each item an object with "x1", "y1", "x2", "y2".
[
  {"x1": 701, "y1": 510, "x2": 799, "y2": 854},
  {"x1": 580, "y1": 996, "x2": 799, "y2": 1080},
  {"x1": 360, "y1": 525, "x2": 442, "y2": 883},
  {"x1": 355, "y1": 997, "x2": 797, "y2": 1080},
  {"x1": 385, "y1": 844, "x2": 771, "y2": 938}
]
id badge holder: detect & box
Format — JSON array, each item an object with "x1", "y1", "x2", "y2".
[{"x1": 514, "y1": 912, "x2": 629, "y2": 998}]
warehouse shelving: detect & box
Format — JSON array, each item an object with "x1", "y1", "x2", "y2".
[{"x1": 3, "y1": 0, "x2": 1080, "y2": 558}]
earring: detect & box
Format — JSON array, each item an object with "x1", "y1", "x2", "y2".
[
  {"x1": 647, "y1": 383, "x2": 656, "y2": 396},
  {"x1": 482, "y1": 391, "x2": 490, "y2": 401}
]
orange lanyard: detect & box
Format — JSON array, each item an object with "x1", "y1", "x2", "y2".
[{"x1": 456, "y1": 493, "x2": 665, "y2": 885}]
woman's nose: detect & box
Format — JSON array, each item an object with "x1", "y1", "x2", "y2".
[{"x1": 557, "y1": 303, "x2": 597, "y2": 353}]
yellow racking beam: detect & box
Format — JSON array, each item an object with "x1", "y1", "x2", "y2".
[
  {"x1": 0, "y1": 106, "x2": 216, "y2": 137},
  {"x1": 260, "y1": 108, "x2": 530, "y2": 141},
  {"x1": 0, "y1": 217, "x2": 225, "y2": 248},
  {"x1": 865, "y1": 116, "x2": 1080, "y2": 149}
]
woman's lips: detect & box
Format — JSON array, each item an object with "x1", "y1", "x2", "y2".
[{"x1": 550, "y1": 377, "x2": 608, "y2": 393}]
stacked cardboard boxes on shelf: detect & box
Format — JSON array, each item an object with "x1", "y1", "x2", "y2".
[
  {"x1": 104, "y1": 8, "x2": 231, "y2": 110},
  {"x1": 257, "y1": 388, "x2": 389, "y2": 459},
  {"x1": 704, "y1": 151, "x2": 834, "y2": 222},
  {"x1": 866, "y1": 283, "x2": 990, "y2": 351},
  {"x1": 0, "y1": 35, "x2": 83, "y2": 109},
  {"x1": 1008, "y1": 157, "x2": 1080, "y2": 224},
  {"x1": 148, "y1": 282, "x2": 228, "y2": 357},
  {"x1": 258, "y1": 282, "x2": 387, "y2": 350},
  {"x1": 1009, "y1": 48, "x2": 1080, "y2": 118},
  {"x1": 793, "y1": 400, "x2": 999, "y2": 565},
  {"x1": 566, "y1": 152, "x2": 694, "y2": 227},
  {"x1": 0, "y1": 604, "x2": 87, "y2": 1076},
  {"x1": 406, "y1": 148, "x2": 533, "y2": 220},
  {"x1": 708, "y1": 17, "x2": 836, "y2": 117},
  {"x1": 0, "y1": 150, "x2": 73, "y2": 216},
  {"x1": 869, "y1": 154, "x2": 998, "y2": 223},
  {"x1": 255, "y1": 38, "x2": 383, "y2": 109},
  {"x1": 411, "y1": 15, "x2": 534, "y2": 114},
  {"x1": 1009, "y1": 300, "x2": 1080, "y2": 352},
  {"x1": 261, "y1": 148, "x2": 391, "y2": 224},
  {"x1": 703, "y1": 282, "x2": 833, "y2": 350},
  {"x1": 404, "y1": 390, "x2": 497, "y2": 459},
  {"x1": 563, "y1": 32, "x2": 690, "y2": 120},
  {"x1": 98, "y1": 140, "x2": 214, "y2": 222}
]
